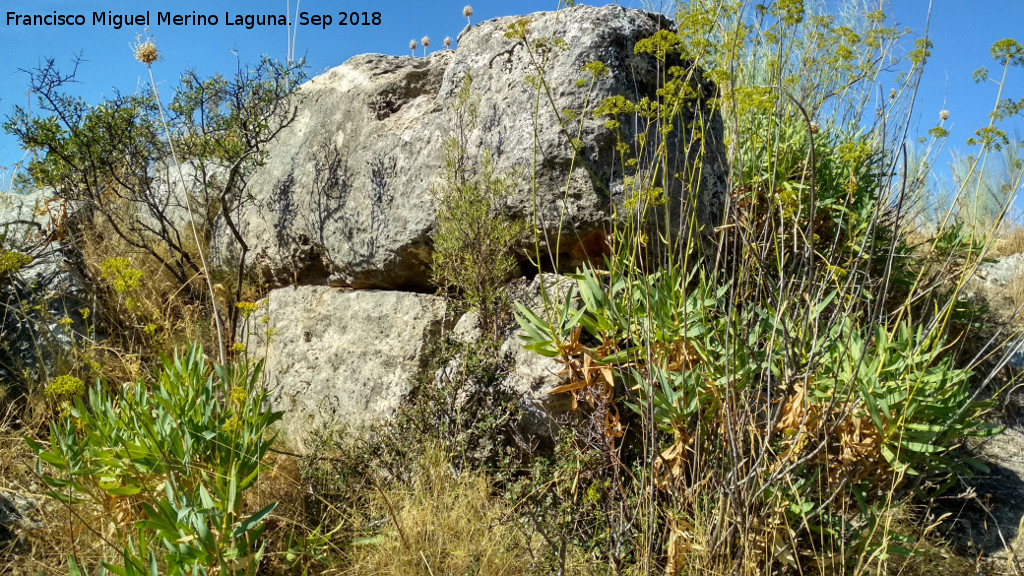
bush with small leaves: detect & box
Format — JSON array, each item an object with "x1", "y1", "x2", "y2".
[{"x1": 431, "y1": 72, "x2": 524, "y2": 335}]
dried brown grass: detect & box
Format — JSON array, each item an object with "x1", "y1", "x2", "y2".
[
  {"x1": 343, "y1": 449, "x2": 536, "y2": 576},
  {"x1": 988, "y1": 225, "x2": 1024, "y2": 259},
  {"x1": 0, "y1": 407, "x2": 78, "y2": 576},
  {"x1": 73, "y1": 219, "x2": 219, "y2": 382}
]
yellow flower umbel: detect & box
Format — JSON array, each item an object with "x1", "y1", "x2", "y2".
[
  {"x1": 0, "y1": 251, "x2": 32, "y2": 276},
  {"x1": 47, "y1": 375, "x2": 85, "y2": 398},
  {"x1": 230, "y1": 385, "x2": 247, "y2": 407},
  {"x1": 47, "y1": 375, "x2": 86, "y2": 419},
  {"x1": 235, "y1": 301, "x2": 259, "y2": 319},
  {"x1": 100, "y1": 257, "x2": 143, "y2": 293},
  {"x1": 222, "y1": 415, "x2": 243, "y2": 435}
]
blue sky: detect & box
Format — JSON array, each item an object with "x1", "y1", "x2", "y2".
[{"x1": 1, "y1": 0, "x2": 1022, "y2": 198}]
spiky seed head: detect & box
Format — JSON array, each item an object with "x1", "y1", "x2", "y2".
[
  {"x1": 410, "y1": 39, "x2": 418, "y2": 51},
  {"x1": 939, "y1": 109, "x2": 950, "y2": 121},
  {"x1": 133, "y1": 35, "x2": 159, "y2": 65},
  {"x1": 444, "y1": 36, "x2": 452, "y2": 49},
  {"x1": 809, "y1": 120, "x2": 821, "y2": 134},
  {"x1": 422, "y1": 36, "x2": 430, "y2": 48},
  {"x1": 463, "y1": 5, "x2": 473, "y2": 18}
]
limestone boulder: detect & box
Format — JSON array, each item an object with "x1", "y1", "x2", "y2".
[
  {"x1": 219, "y1": 5, "x2": 727, "y2": 291},
  {"x1": 968, "y1": 253, "x2": 1024, "y2": 316},
  {"x1": 248, "y1": 286, "x2": 447, "y2": 451}
]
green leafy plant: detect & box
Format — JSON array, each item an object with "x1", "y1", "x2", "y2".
[
  {"x1": 809, "y1": 320, "x2": 999, "y2": 486},
  {"x1": 26, "y1": 345, "x2": 282, "y2": 575}
]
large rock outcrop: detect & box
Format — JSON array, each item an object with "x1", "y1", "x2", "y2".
[
  {"x1": 218, "y1": 5, "x2": 727, "y2": 291},
  {"x1": 248, "y1": 286, "x2": 448, "y2": 450}
]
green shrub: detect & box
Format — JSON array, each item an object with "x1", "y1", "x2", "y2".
[
  {"x1": 517, "y1": 261, "x2": 999, "y2": 569},
  {"x1": 26, "y1": 345, "x2": 282, "y2": 576},
  {"x1": 432, "y1": 72, "x2": 524, "y2": 336}
]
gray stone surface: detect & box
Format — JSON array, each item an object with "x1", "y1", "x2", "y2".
[
  {"x1": 259, "y1": 276, "x2": 580, "y2": 447},
  {"x1": 0, "y1": 189, "x2": 52, "y2": 253},
  {"x1": 500, "y1": 274, "x2": 577, "y2": 438},
  {"x1": 0, "y1": 490, "x2": 42, "y2": 553},
  {"x1": 249, "y1": 286, "x2": 448, "y2": 451},
  {"x1": 0, "y1": 190, "x2": 89, "y2": 386},
  {"x1": 219, "y1": 5, "x2": 727, "y2": 290},
  {"x1": 967, "y1": 253, "x2": 1024, "y2": 316},
  {"x1": 963, "y1": 254, "x2": 1024, "y2": 369},
  {"x1": 439, "y1": 274, "x2": 576, "y2": 439}
]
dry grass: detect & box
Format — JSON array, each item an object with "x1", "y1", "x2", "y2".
[
  {"x1": 0, "y1": 411, "x2": 77, "y2": 576},
  {"x1": 74, "y1": 219, "x2": 219, "y2": 381},
  {"x1": 987, "y1": 225, "x2": 1024, "y2": 259},
  {"x1": 344, "y1": 449, "x2": 536, "y2": 576},
  {"x1": 1007, "y1": 274, "x2": 1024, "y2": 314},
  {"x1": 246, "y1": 452, "x2": 333, "y2": 575}
]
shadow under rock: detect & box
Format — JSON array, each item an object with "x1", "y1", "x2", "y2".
[{"x1": 935, "y1": 420, "x2": 1024, "y2": 561}]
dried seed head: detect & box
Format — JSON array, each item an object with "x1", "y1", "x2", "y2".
[
  {"x1": 132, "y1": 35, "x2": 159, "y2": 65},
  {"x1": 444, "y1": 36, "x2": 452, "y2": 49},
  {"x1": 410, "y1": 39, "x2": 418, "y2": 53},
  {"x1": 463, "y1": 5, "x2": 473, "y2": 18},
  {"x1": 422, "y1": 36, "x2": 430, "y2": 48},
  {"x1": 809, "y1": 120, "x2": 821, "y2": 135},
  {"x1": 939, "y1": 109, "x2": 950, "y2": 121}
]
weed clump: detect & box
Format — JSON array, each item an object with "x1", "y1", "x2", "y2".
[{"x1": 26, "y1": 346, "x2": 282, "y2": 576}]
